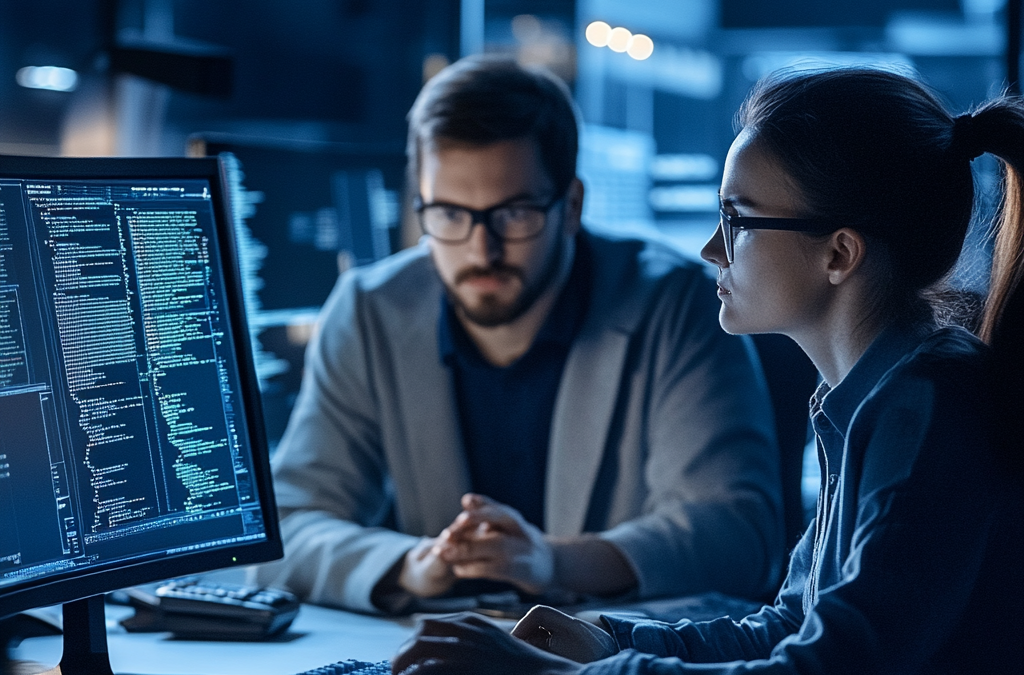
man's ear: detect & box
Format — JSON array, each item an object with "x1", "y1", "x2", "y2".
[
  {"x1": 563, "y1": 177, "x2": 584, "y2": 237},
  {"x1": 826, "y1": 227, "x2": 867, "y2": 285}
]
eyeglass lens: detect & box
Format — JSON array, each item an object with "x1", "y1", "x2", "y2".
[
  {"x1": 421, "y1": 203, "x2": 549, "y2": 242},
  {"x1": 720, "y1": 212, "x2": 735, "y2": 264}
]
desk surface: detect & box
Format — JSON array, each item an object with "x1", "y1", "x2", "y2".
[
  {"x1": 11, "y1": 603, "x2": 414, "y2": 675},
  {"x1": 9, "y1": 589, "x2": 757, "y2": 674}
]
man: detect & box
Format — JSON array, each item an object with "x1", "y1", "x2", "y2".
[{"x1": 252, "y1": 56, "x2": 784, "y2": 614}]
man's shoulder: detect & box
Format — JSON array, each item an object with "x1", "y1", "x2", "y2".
[
  {"x1": 581, "y1": 228, "x2": 712, "y2": 323},
  {"x1": 318, "y1": 243, "x2": 439, "y2": 334},
  {"x1": 345, "y1": 242, "x2": 437, "y2": 297},
  {"x1": 583, "y1": 227, "x2": 707, "y2": 285}
]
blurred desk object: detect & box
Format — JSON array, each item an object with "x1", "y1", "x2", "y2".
[{"x1": 9, "y1": 603, "x2": 413, "y2": 675}]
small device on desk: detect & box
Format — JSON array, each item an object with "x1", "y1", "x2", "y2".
[
  {"x1": 0, "y1": 153, "x2": 283, "y2": 675},
  {"x1": 118, "y1": 579, "x2": 300, "y2": 640}
]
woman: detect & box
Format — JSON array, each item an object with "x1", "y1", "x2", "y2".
[{"x1": 391, "y1": 68, "x2": 1024, "y2": 674}]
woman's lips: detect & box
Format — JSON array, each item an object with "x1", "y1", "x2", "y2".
[{"x1": 717, "y1": 283, "x2": 731, "y2": 296}]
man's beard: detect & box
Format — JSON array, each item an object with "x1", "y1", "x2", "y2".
[{"x1": 442, "y1": 235, "x2": 565, "y2": 328}]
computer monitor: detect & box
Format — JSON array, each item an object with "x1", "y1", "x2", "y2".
[
  {"x1": 0, "y1": 154, "x2": 281, "y2": 675},
  {"x1": 188, "y1": 135, "x2": 407, "y2": 448}
]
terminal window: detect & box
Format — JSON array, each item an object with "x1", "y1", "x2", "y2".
[{"x1": 0, "y1": 178, "x2": 266, "y2": 590}]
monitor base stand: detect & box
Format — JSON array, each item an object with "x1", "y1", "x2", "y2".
[{"x1": 58, "y1": 596, "x2": 114, "y2": 675}]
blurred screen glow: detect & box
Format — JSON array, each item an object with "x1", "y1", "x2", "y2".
[
  {"x1": 651, "y1": 154, "x2": 719, "y2": 181},
  {"x1": 16, "y1": 65, "x2": 79, "y2": 92}
]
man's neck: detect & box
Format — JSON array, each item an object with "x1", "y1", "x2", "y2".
[{"x1": 459, "y1": 237, "x2": 576, "y2": 368}]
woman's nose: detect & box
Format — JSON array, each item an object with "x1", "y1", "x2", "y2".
[{"x1": 701, "y1": 222, "x2": 728, "y2": 268}]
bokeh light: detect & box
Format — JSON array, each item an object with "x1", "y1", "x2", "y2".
[
  {"x1": 512, "y1": 14, "x2": 543, "y2": 42},
  {"x1": 422, "y1": 54, "x2": 450, "y2": 82},
  {"x1": 627, "y1": 34, "x2": 654, "y2": 60},
  {"x1": 607, "y1": 27, "x2": 632, "y2": 52},
  {"x1": 585, "y1": 21, "x2": 611, "y2": 47}
]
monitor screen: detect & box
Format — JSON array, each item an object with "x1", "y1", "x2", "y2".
[
  {"x1": 189, "y1": 135, "x2": 407, "y2": 447},
  {"x1": 0, "y1": 155, "x2": 280, "y2": 619}
]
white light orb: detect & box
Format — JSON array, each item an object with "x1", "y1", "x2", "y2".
[
  {"x1": 607, "y1": 26, "x2": 632, "y2": 52},
  {"x1": 585, "y1": 21, "x2": 611, "y2": 47},
  {"x1": 627, "y1": 34, "x2": 654, "y2": 60}
]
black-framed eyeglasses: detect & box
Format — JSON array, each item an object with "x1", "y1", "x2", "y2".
[
  {"x1": 719, "y1": 206, "x2": 836, "y2": 264},
  {"x1": 415, "y1": 193, "x2": 564, "y2": 243}
]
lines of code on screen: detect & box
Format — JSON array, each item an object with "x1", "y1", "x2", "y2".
[{"x1": 0, "y1": 178, "x2": 266, "y2": 589}]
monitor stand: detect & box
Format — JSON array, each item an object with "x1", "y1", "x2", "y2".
[{"x1": 58, "y1": 596, "x2": 114, "y2": 675}]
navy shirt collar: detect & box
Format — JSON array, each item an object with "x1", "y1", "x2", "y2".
[
  {"x1": 813, "y1": 320, "x2": 935, "y2": 437},
  {"x1": 438, "y1": 236, "x2": 591, "y2": 368}
]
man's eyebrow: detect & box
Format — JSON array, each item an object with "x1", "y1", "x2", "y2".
[
  {"x1": 424, "y1": 191, "x2": 545, "y2": 208},
  {"x1": 500, "y1": 191, "x2": 546, "y2": 204}
]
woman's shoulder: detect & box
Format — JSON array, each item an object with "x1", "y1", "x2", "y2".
[
  {"x1": 901, "y1": 325, "x2": 987, "y2": 373},
  {"x1": 853, "y1": 326, "x2": 992, "y2": 492},
  {"x1": 863, "y1": 326, "x2": 986, "y2": 405}
]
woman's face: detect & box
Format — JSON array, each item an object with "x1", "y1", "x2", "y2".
[{"x1": 701, "y1": 130, "x2": 833, "y2": 337}]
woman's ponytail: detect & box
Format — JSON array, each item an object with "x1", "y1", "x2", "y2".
[{"x1": 973, "y1": 98, "x2": 1024, "y2": 344}]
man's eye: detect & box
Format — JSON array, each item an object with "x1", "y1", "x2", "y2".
[
  {"x1": 437, "y1": 207, "x2": 465, "y2": 221},
  {"x1": 494, "y1": 206, "x2": 534, "y2": 223}
]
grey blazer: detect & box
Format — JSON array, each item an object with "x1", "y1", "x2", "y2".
[{"x1": 252, "y1": 230, "x2": 785, "y2": 612}]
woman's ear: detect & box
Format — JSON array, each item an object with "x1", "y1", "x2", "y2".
[{"x1": 826, "y1": 228, "x2": 867, "y2": 285}]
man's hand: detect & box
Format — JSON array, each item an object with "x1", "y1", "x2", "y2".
[
  {"x1": 435, "y1": 494, "x2": 555, "y2": 595},
  {"x1": 512, "y1": 606, "x2": 618, "y2": 664},
  {"x1": 397, "y1": 537, "x2": 458, "y2": 598},
  {"x1": 392, "y1": 613, "x2": 583, "y2": 675}
]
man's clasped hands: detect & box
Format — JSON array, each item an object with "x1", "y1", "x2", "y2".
[{"x1": 398, "y1": 493, "x2": 555, "y2": 598}]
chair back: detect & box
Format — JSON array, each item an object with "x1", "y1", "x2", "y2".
[
  {"x1": 751, "y1": 334, "x2": 819, "y2": 550},
  {"x1": 989, "y1": 287, "x2": 1023, "y2": 476}
]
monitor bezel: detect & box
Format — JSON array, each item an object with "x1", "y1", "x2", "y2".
[{"x1": 0, "y1": 154, "x2": 282, "y2": 620}]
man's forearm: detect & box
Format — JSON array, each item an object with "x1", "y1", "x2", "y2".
[{"x1": 550, "y1": 536, "x2": 637, "y2": 597}]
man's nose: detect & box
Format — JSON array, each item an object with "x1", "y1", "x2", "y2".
[{"x1": 465, "y1": 221, "x2": 503, "y2": 264}]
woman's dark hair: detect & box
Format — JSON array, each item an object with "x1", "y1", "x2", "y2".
[
  {"x1": 736, "y1": 68, "x2": 1024, "y2": 341},
  {"x1": 406, "y1": 55, "x2": 580, "y2": 197}
]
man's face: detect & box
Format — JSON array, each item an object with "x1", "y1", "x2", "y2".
[{"x1": 420, "y1": 138, "x2": 579, "y2": 327}]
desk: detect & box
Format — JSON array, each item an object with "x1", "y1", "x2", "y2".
[
  {"x1": 9, "y1": 591, "x2": 757, "y2": 674},
  {"x1": 11, "y1": 603, "x2": 414, "y2": 675}
]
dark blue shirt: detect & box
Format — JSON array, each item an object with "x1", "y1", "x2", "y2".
[
  {"x1": 585, "y1": 324, "x2": 1023, "y2": 674},
  {"x1": 439, "y1": 243, "x2": 590, "y2": 530}
]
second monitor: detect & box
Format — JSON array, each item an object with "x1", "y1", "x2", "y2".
[{"x1": 189, "y1": 135, "x2": 407, "y2": 447}]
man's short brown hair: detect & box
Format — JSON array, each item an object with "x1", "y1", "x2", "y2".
[{"x1": 407, "y1": 55, "x2": 580, "y2": 196}]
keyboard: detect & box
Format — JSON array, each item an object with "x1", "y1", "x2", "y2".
[{"x1": 297, "y1": 659, "x2": 392, "y2": 675}]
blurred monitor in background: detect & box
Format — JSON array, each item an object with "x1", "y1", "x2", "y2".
[{"x1": 189, "y1": 136, "x2": 407, "y2": 448}]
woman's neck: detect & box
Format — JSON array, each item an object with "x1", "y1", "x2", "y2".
[{"x1": 791, "y1": 304, "x2": 888, "y2": 388}]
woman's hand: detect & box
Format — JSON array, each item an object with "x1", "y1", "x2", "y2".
[
  {"x1": 512, "y1": 605, "x2": 618, "y2": 663},
  {"x1": 392, "y1": 613, "x2": 584, "y2": 675}
]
